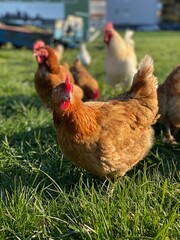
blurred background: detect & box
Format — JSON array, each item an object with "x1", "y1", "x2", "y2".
[{"x1": 0, "y1": 0, "x2": 179, "y2": 49}]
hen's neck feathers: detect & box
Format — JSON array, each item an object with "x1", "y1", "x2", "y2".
[
  {"x1": 107, "y1": 30, "x2": 127, "y2": 57},
  {"x1": 44, "y1": 47, "x2": 60, "y2": 74},
  {"x1": 54, "y1": 96, "x2": 99, "y2": 137}
]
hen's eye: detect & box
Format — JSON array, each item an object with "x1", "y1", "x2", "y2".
[{"x1": 53, "y1": 88, "x2": 58, "y2": 93}]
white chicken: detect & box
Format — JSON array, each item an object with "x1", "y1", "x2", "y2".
[
  {"x1": 77, "y1": 43, "x2": 91, "y2": 66},
  {"x1": 104, "y1": 22, "x2": 137, "y2": 88}
]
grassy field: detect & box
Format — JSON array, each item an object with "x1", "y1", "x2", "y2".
[{"x1": 0, "y1": 31, "x2": 179, "y2": 239}]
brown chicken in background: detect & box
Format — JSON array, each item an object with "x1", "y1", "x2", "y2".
[
  {"x1": 70, "y1": 58, "x2": 99, "y2": 101},
  {"x1": 104, "y1": 22, "x2": 137, "y2": 88},
  {"x1": 158, "y1": 65, "x2": 180, "y2": 144},
  {"x1": 52, "y1": 55, "x2": 159, "y2": 179},
  {"x1": 33, "y1": 42, "x2": 83, "y2": 109}
]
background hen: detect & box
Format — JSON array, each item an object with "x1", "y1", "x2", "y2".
[
  {"x1": 70, "y1": 58, "x2": 99, "y2": 101},
  {"x1": 104, "y1": 22, "x2": 137, "y2": 88},
  {"x1": 77, "y1": 43, "x2": 91, "y2": 66},
  {"x1": 52, "y1": 55, "x2": 158, "y2": 179},
  {"x1": 158, "y1": 65, "x2": 180, "y2": 144},
  {"x1": 33, "y1": 43, "x2": 83, "y2": 109}
]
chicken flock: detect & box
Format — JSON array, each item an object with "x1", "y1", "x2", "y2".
[{"x1": 32, "y1": 22, "x2": 179, "y2": 180}]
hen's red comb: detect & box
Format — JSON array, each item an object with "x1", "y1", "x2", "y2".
[
  {"x1": 65, "y1": 75, "x2": 72, "y2": 93},
  {"x1": 104, "y1": 22, "x2": 113, "y2": 32}
]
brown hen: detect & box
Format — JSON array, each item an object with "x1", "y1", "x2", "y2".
[
  {"x1": 158, "y1": 65, "x2": 180, "y2": 144},
  {"x1": 70, "y1": 58, "x2": 99, "y2": 101},
  {"x1": 52, "y1": 55, "x2": 158, "y2": 179},
  {"x1": 33, "y1": 43, "x2": 83, "y2": 109}
]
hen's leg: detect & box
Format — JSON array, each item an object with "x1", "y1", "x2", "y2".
[{"x1": 166, "y1": 122, "x2": 177, "y2": 144}]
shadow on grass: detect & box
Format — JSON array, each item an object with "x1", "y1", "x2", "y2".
[
  {"x1": 0, "y1": 94, "x2": 42, "y2": 118},
  {"x1": 0, "y1": 122, "x2": 98, "y2": 196}
]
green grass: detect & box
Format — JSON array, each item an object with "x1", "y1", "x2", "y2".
[{"x1": 0, "y1": 31, "x2": 179, "y2": 239}]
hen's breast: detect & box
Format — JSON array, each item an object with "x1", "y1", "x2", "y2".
[
  {"x1": 56, "y1": 125, "x2": 107, "y2": 176},
  {"x1": 105, "y1": 54, "x2": 136, "y2": 87}
]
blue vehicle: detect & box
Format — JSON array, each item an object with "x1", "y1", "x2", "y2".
[{"x1": 0, "y1": 24, "x2": 52, "y2": 49}]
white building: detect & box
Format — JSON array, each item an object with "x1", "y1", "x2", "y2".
[
  {"x1": 90, "y1": 0, "x2": 106, "y2": 27},
  {"x1": 106, "y1": 0, "x2": 161, "y2": 27}
]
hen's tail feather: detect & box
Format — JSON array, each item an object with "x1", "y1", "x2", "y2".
[
  {"x1": 138, "y1": 55, "x2": 156, "y2": 86},
  {"x1": 129, "y1": 55, "x2": 159, "y2": 125},
  {"x1": 130, "y1": 55, "x2": 158, "y2": 98},
  {"x1": 124, "y1": 29, "x2": 135, "y2": 47}
]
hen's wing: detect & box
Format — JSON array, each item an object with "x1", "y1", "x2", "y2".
[{"x1": 82, "y1": 99, "x2": 154, "y2": 178}]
